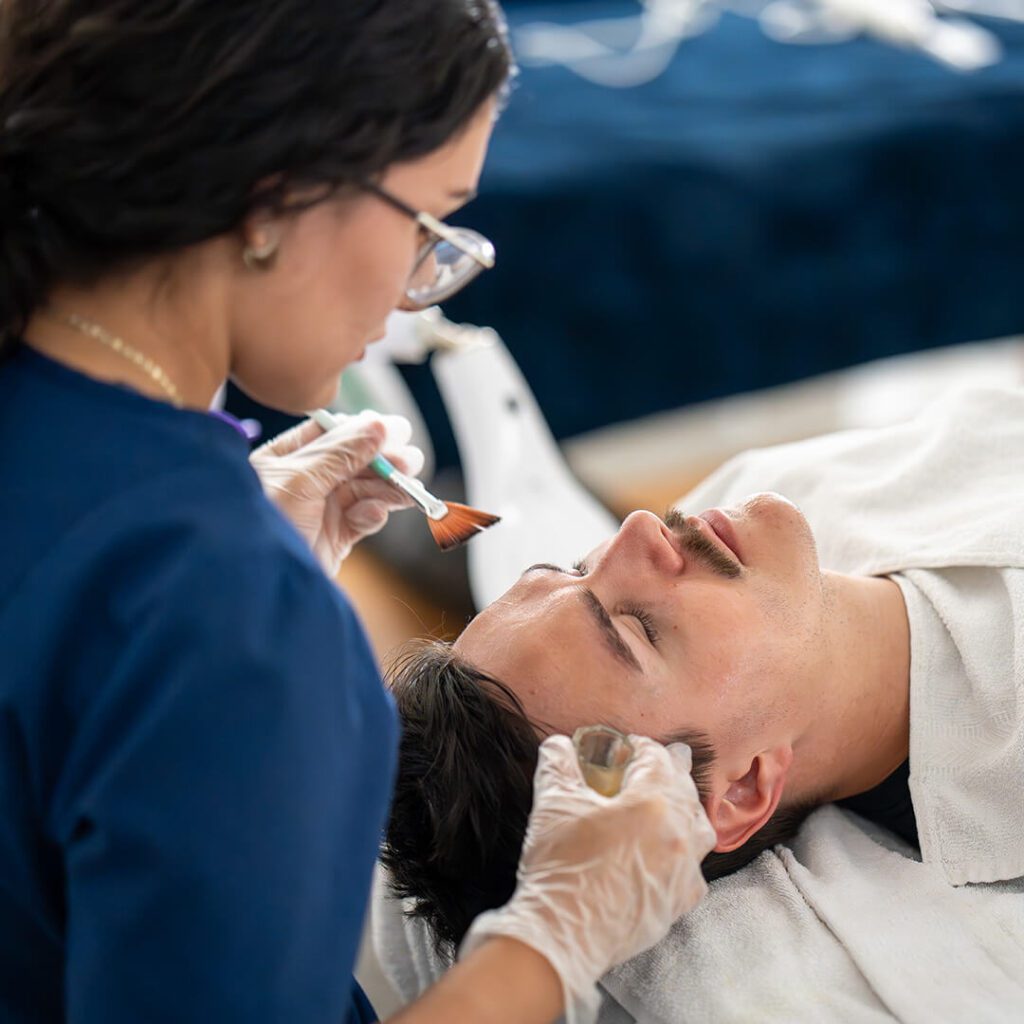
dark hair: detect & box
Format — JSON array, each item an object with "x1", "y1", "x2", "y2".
[
  {"x1": 0, "y1": 0, "x2": 513, "y2": 350},
  {"x1": 382, "y1": 639, "x2": 820, "y2": 958}
]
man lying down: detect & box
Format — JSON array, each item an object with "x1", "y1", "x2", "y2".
[{"x1": 373, "y1": 386, "x2": 1024, "y2": 1022}]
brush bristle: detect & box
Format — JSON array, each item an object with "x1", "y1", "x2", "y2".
[{"x1": 426, "y1": 502, "x2": 501, "y2": 552}]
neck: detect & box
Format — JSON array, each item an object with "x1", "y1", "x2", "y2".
[
  {"x1": 791, "y1": 571, "x2": 911, "y2": 803},
  {"x1": 23, "y1": 262, "x2": 230, "y2": 411}
]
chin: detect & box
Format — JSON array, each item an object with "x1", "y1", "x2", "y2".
[
  {"x1": 746, "y1": 493, "x2": 821, "y2": 578},
  {"x1": 741, "y1": 493, "x2": 810, "y2": 538},
  {"x1": 278, "y1": 381, "x2": 339, "y2": 416},
  {"x1": 314, "y1": 376, "x2": 342, "y2": 408}
]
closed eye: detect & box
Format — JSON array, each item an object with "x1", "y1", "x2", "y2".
[
  {"x1": 572, "y1": 558, "x2": 658, "y2": 647},
  {"x1": 622, "y1": 603, "x2": 660, "y2": 647}
]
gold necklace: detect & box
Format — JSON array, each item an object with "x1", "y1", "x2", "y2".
[{"x1": 47, "y1": 308, "x2": 184, "y2": 408}]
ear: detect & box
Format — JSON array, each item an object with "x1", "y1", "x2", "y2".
[
  {"x1": 241, "y1": 207, "x2": 282, "y2": 254},
  {"x1": 704, "y1": 746, "x2": 793, "y2": 853},
  {"x1": 240, "y1": 173, "x2": 290, "y2": 249}
]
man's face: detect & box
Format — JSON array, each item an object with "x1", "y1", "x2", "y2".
[{"x1": 456, "y1": 493, "x2": 830, "y2": 768}]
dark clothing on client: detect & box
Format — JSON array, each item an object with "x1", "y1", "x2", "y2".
[
  {"x1": 838, "y1": 760, "x2": 919, "y2": 849},
  {"x1": 0, "y1": 346, "x2": 396, "y2": 1023}
]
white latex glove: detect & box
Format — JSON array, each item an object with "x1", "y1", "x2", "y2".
[
  {"x1": 460, "y1": 735, "x2": 716, "y2": 1024},
  {"x1": 250, "y1": 410, "x2": 425, "y2": 577}
]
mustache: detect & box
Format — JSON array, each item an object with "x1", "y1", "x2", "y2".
[{"x1": 663, "y1": 509, "x2": 742, "y2": 579}]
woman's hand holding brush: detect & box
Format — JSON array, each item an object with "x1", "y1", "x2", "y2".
[
  {"x1": 251, "y1": 410, "x2": 424, "y2": 577},
  {"x1": 309, "y1": 408, "x2": 501, "y2": 552}
]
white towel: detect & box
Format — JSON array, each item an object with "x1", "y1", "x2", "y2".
[
  {"x1": 603, "y1": 807, "x2": 1024, "y2": 1024},
  {"x1": 373, "y1": 807, "x2": 1024, "y2": 1022},
  {"x1": 369, "y1": 865, "x2": 448, "y2": 1006},
  {"x1": 679, "y1": 387, "x2": 1024, "y2": 579}
]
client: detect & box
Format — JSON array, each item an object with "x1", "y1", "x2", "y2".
[{"x1": 382, "y1": 386, "x2": 1024, "y2": 960}]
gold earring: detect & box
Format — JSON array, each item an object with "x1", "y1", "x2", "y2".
[{"x1": 243, "y1": 235, "x2": 280, "y2": 271}]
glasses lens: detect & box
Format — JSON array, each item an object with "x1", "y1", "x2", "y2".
[{"x1": 405, "y1": 229, "x2": 495, "y2": 308}]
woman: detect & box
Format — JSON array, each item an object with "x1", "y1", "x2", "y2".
[{"x1": 0, "y1": 2, "x2": 714, "y2": 1022}]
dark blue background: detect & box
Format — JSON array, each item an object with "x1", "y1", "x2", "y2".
[
  {"x1": 426, "y1": 7, "x2": 1024, "y2": 457},
  {"x1": 232, "y1": 6, "x2": 1024, "y2": 466}
]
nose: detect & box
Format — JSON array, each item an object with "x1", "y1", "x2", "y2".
[{"x1": 598, "y1": 510, "x2": 682, "y2": 578}]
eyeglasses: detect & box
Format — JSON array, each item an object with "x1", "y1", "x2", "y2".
[{"x1": 361, "y1": 180, "x2": 495, "y2": 310}]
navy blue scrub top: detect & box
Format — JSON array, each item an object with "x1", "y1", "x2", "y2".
[{"x1": 0, "y1": 345, "x2": 398, "y2": 1023}]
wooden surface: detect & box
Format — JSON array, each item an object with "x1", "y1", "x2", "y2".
[{"x1": 335, "y1": 546, "x2": 461, "y2": 662}]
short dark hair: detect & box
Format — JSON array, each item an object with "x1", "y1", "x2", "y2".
[
  {"x1": 0, "y1": 0, "x2": 513, "y2": 349},
  {"x1": 382, "y1": 640, "x2": 819, "y2": 957}
]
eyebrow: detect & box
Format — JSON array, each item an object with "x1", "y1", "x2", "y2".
[
  {"x1": 523, "y1": 562, "x2": 566, "y2": 575},
  {"x1": 448, "y1": 187, "x2": 478, "y2": 202},
  {"x1": 521, "y1": 564, "x2": 642, "y2": 673}
]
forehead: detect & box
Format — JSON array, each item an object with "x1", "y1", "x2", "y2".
[{"x1": 455, "y1": 571, "x2": 644, "y2": 732}]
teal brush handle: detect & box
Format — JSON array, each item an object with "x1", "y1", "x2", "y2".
[
  {"x1": 370, "y1": 453, "x2": 448, "y2": 520},
  {"x1": 310, "y1": 408, "x2": 447, "y2": 520},
  {"x1": 371, "y1": 453, "x2": 398, "y2": 479}
]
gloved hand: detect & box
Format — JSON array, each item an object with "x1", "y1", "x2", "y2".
[
  {"x1": 460, "y1": 735, "x2": 716, "y2": 1024},
  {"x1": 250, "y1": 410, "x2": 425, "y2": 577}
]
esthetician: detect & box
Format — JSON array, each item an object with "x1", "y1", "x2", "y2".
[{"x1": 0, "y1": 3, "x2": 715, "y2": 1023}]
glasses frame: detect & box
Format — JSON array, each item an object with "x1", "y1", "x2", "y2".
[{"x1": 360, "y1": 179, "x2": 495, "y2": 309}]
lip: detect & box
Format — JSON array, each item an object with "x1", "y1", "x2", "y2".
[{"x1": 698, "y1": 508, "x2": 744, "y2": 565}]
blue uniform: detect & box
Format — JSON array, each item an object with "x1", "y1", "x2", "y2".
[{"x1": 0, "y1": 346, "x2": 397, "y2": 1023}]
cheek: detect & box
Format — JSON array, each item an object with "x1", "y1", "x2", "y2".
[
  {"x1": 527, "y1": 652, "x2": 611, "y2": 730},
  {"x1": 275, "y1": 207, "x2": 418, "y2": 336},
  {"x1": 691, "y1": 583, "x2": 816, "y2": 741},
  {"x1": 666, "y1": 591, "x2": 771, "y2": 719},
  {"x1": 229, "y1": 207, "x2": 422, "y2": 408},
  {"x1": 670, "y1": 588, "x2": 753, "y2": 669},
  {"x1": 329, "y1": 214, "x2": 418, "y2": 317}
]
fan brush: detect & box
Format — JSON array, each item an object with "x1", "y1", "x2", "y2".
[{"x1": 310, "y1": 408, "x2": 500, "y2": 551}]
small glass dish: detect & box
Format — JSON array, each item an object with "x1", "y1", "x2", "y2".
[{"x1": 572, "y1": 725, "x2": 635, "y2": 796}]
